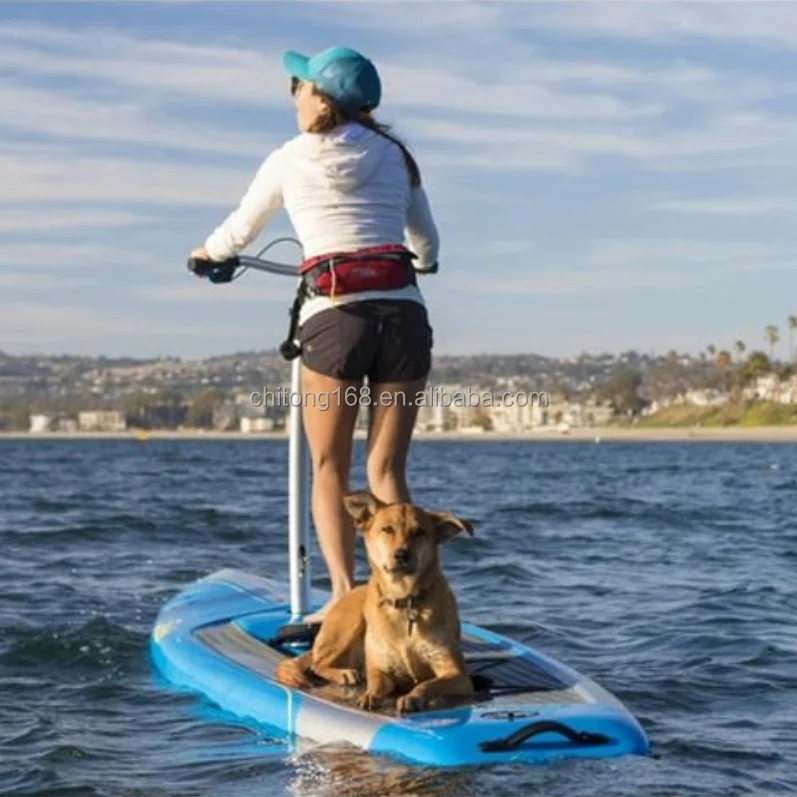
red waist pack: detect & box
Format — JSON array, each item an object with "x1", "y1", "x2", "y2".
[{"x1": 299, "y1": 244, "x2": 417, "y2": 297}]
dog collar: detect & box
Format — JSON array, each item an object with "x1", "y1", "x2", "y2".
[{"x1": 378, "y1": 590, "x2": 427, "y2": 635}]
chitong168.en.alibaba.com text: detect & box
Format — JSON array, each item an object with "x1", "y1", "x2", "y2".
[{"x1": 250, "y1": 386, "x2": 549, "y2": 411}]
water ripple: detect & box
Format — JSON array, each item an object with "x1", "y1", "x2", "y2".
[{"x1": 0, "y1": 438, "x2": 795, "y2": 796}]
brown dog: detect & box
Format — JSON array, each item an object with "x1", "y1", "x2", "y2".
[{"x1": 274, "y1": 490, "x2": 475, "y2": 713}]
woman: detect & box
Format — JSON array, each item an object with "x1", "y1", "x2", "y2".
[{"x1": 190, "y1": 46, "x2": 439, "y2": 622}]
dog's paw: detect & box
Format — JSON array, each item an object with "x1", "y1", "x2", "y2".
[
  {"x1": 396, "y1": 693, "x2": 426, "y2": 714},
  {"x1": 328, "y1": 668, "x2": 362, "y2": 687},
  {"x1": 357, "y1": 691, "x2": 383, "y2": 711}
]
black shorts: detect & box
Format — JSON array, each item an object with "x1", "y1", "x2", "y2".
[{"x1": 297, "y1": 300, "x2": 433, "y2": 383}]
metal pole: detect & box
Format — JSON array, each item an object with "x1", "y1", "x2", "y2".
[{"x1": 288, "y1": 356, "x2": 311, "y2": 617}]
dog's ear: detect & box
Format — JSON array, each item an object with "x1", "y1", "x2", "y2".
[
  {"x1": 342, "y1": 490, "x2": 385, "y2": 531},
  {"x1": 426, "y1": 510, "x2": 475, "y2": 544}
]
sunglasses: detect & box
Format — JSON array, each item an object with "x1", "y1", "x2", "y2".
[{"x1": 290, "y1": 76, "x2": 301, "y2": 96}]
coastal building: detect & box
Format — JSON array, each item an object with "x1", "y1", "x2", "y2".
[
  {"x1": 29, "y1": 414, "x2": 53, "y2": 433},
  {"x1": 414, "y1": 385, "x2": 446, "y2": 432},
  {"x1": 556, "y1": 401, "x2": 614, "y2": 428},
  {"x1": 240, "y1": 416, "x2": 276, "y2": 433},
  {"x1": 679, "y1": 388, "x2": 727, "y2": 407},
  {"x1": 744, "y1": 373, "x2": 797, "y2": 403},
  {"x1": 778, "y1": 375, "x2": 797, "y2": 403},
  {"x1": 489, "y1": 399, "x2": 547, "y2": 432},
  {"x1": 580, "y1": 402, "x2": 615, "y2": 426},
  {"x1": 77, "y1": 410, "x2": 126, "y2": 432}
]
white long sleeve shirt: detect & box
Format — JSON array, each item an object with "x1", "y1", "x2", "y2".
[{"x1": 204, "y1": 122, "x2": 439, "y2": 325}]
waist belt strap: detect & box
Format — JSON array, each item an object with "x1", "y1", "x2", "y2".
[
  {"x1": 298, "y1": 244, "x2": 415, "y2": 274},
  {"x1": 279, "y1": 245, "x2": 417, "y2": 361}
]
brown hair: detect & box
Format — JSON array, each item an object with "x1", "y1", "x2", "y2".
[{"x1": 307, "y1": 85, "x2": 422, "y2": 187}]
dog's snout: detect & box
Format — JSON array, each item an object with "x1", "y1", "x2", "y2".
[{"x1": 393, "y1": 547, "x2": 411, "y2": 563}]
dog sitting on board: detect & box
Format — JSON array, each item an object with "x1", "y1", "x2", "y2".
[{"x1": 275, "y1": 490, "x2": 475, "y2": 713}]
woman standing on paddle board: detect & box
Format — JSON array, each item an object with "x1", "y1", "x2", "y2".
[{"x1": 190, "y1": 46, "x2": 440, "y2": 622}]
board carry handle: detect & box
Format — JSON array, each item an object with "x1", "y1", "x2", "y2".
[{"x1": 479, "y1": 720, "x2": 611, "y2": 753}]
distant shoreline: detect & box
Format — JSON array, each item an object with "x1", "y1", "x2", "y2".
[{"x1": 4, "y1": 426, "x2": 797, "y2": 442}]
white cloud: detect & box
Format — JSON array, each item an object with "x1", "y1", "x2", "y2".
[
  {"x1": 296, "y1": 2, "x2": 504, "y2": 38},
  {"x1": 0, "y1": 241, "x2": 162, "y2": 270},
  {"x1": 453, "y1": 269, "x2": 679, "y2": 297},
  {"x1": 378, "y1": 61, "x2": 664, "y2": 121},
  {"x1": 0, "y1": 273, "x2": 94, "y2": 290},
  {"x1": 136, "y1": 281, "x2": 295, "y2": 304},
  {"x1": 411, "y1": 113, "x2": 772, "y2": 174},
  {"x1": 449, "y1": 238, "x2": 797, "y2": 297},
  {"x1": 586, "y1": 239, "x2": 796, "y2": 270},
  {"x1": 303, "y1": 2, "x2": 797, "y2": 89},
  {"x1": 526, "y1": 3, "x2": 797, "y2": 49},
  {"x1": 0, "y1": 298, "x2": 297, "y2": 359},
  {"x1": 653, "y1": 197, "x2": 797, "y2": 215},
  {"x1": 0, "y1": 142, "x2": 256, "y2": 207},
  {"x1": 480, "y1": 240, "x2": 538, "y2": 257},
  {"x1": 0, "y1": 80, "x2": 272, "y2": 157},
  {"x1": 0, "y1": 25, "x2": 286, "y2": 107},
  {"x1": 0, "y1": 21, "x2": 663, "y2": 128},
  {"x1": 0, "y1": 302, "x2": 215, "y2": 353},
  {"x1": 0, "y1": 209, "x2": 153, "y2": 234},
  {"x1": 420, "y1": 145, "x2": 582, "y2": 174}
]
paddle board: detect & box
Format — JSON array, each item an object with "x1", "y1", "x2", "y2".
[{"x1": 149, "y1": 567, "x2": 650, "y2": 768}]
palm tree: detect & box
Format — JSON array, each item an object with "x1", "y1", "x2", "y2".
[
  {"x1": 734, "y1": 340, "x2": 746, "y2": 362},
  {"x1": 741, "y1": 351, "x2": 771, "y2": 385},
  {"x1": 788, "y1": 315, "x2": 797, "y2": 362},
  {"x1": 715, "y1": 351, "x2": 732, "y2": 370},
  {"x1": 716, "y1": 350, "x2": 733, "y2": 392},
  {"x1": 764, "y1": 325, "x2": 780, "y2": 361},
  {"x1": 706, "y1": 344, "x2": 716, "y2": 357}
]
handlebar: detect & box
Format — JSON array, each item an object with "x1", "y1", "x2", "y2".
[
  {"x1": 188, "y1": 254, "x2": 302, "y2": 283},
  {"x1": 187, "y1": 236, "x2": 304, "y2": 283}
]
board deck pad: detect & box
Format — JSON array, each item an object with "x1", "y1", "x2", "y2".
[
  {"x1": 150, "y1": 568, "x2": 650, "y2": 767},
  {"x1": 461, "y1": 637, "x2": 575, "y2": 694},
  {"x1": 195, "y1": 621, "x2": 579, "y2": 717}
]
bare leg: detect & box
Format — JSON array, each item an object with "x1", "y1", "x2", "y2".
[
  {"x1": 300, "y1": 364, "x2": 361, "y2": 622},
  {"x1": 366, "y1": 377, "x2": 427, "y2": 504}
]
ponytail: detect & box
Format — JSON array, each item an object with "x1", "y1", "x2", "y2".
[
  {"x1": 306, "y1": 84, "x2": 422, "y2": 187},
  {"x1": 356, "y1": 113, "x2": 422, "y2": 188}
]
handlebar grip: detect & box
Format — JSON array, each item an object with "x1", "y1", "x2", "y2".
[
  {"x1": 187, "y1": 256, "x2": 239, "y2": 283},
  {"x1": 414, "y1": 261, "x2": 438, "y2": 275},
  {"x1": 188, "y1": 256, "x2": 236, "y2": 275},
  {"x1": 187, "y1": 257, "x2": 212, "y2": 276}
]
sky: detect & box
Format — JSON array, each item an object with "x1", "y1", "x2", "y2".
[{"x1": 3, "y1": 0, "x2": 797, "y2": 361}]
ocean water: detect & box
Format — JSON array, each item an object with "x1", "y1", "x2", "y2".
[{"x1": 1, "y1": 438, "x2": 795, "y2": 797}]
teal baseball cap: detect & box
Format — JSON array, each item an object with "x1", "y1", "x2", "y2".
[{"x1": 282, "y1": 45, "x2": 382, "y2": 114}]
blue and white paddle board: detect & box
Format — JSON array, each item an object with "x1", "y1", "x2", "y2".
[{"x1": 149, "y1": 568, "x2": 650, "y2": 767}]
